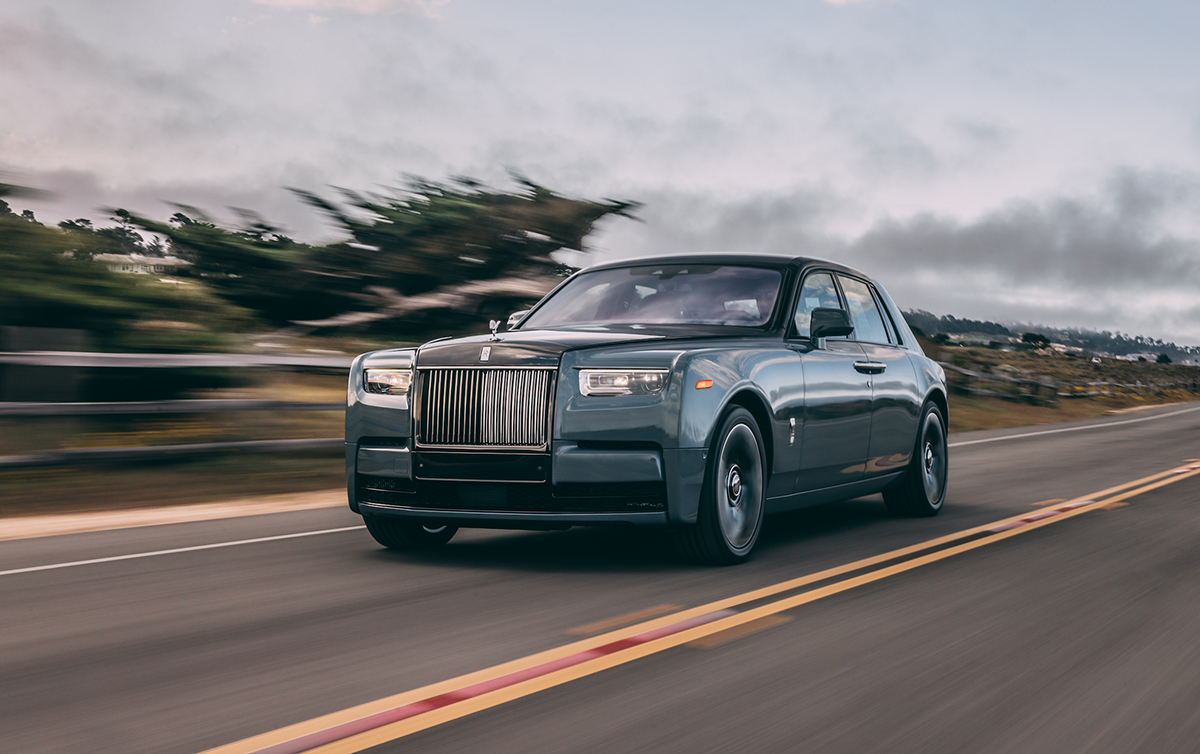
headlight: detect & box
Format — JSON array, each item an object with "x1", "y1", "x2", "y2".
[
  {"x1": 579, "y1": 369, "x2": 669, "y2": 396},
  {"x1": 364, "y1": 368, "x2": 412, "y2": 395}
]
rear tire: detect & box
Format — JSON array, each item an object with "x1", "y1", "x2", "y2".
[
  {"x1": 363, "y1": 516, "x2": 458, "y2": 550},
  {"x1": 674, "y1": 407, "x2": 767, "y2": 565},
  {"x1": 884, "y1": 402, "x2": 948, "y2": 517}
]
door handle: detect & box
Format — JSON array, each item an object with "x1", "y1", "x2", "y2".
[{"x1": 853, "y1": 361, "x2": 886, "y2": 374}]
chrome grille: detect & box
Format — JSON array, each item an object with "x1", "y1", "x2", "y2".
[{"x1": 417, "y1": 368, "x2": 555, "y2": 449}]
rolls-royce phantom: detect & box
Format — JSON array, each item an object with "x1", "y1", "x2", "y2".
[{"x1": 346, "y1": 254, "x2": 948, "y2": 564}]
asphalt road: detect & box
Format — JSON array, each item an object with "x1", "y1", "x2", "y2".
[{"x1": 2, "y1": 403, "x2": 1199, "y2": 754}]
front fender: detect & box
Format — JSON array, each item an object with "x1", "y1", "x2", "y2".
[
  {"x1": 676, "y1": 347, "x2": 802, "y2": 450},
  {"x1": 669, "y1": 347, "x2": 804, "y2": 523}
]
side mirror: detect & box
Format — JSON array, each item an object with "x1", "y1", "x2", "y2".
[
  {"x1": 810, "y1": 307, "x2": 854, "y2": 339},
  {"x1": 507, "y1": 310, "x2": 530, "y2": 330}
]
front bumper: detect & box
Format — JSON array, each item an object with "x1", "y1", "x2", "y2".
[{"x1": 347, "y1": 441, "x2": 706, "y2": 527}]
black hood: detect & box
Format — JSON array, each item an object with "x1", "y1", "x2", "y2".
[{"x1": 416, "y1": 329, "x2": 665, "y2": 367}]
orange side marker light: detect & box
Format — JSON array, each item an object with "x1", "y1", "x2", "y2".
[{"x1": 695, "y1": 380, "x2": 713, "y2": 389}]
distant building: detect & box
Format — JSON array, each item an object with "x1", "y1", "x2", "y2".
[
  {"x1": 93, "y1": 253, "x2": 190, "y2": 275},
  {"x1": 1050, "y1": 343, "x2": 1085, "y2": 354}
]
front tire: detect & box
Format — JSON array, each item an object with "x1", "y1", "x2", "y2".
[
  {"x1": 364, "y1": 516, "x2": 458, "y2": 550},
  {"x1": 675, "y1": 407, "x2": 767, "y2": 565},
  {"x1": 884, "y1": 402, "x2": 948, "y2": 517}
]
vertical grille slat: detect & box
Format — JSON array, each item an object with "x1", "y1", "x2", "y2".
[{"x1": 418, "y1": 368, "x2": 553, "y2": 449}]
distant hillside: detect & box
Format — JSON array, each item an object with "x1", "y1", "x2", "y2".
[
  {"x1": 902, "y1": 310, "x2": 1200, "y2": 363},
  {"x1": 903, "y1": 310, "x2": 1013, "y2": 338}
]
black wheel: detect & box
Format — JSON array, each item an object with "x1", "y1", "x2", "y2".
[
  {"x1": 674, "y1": 407, "x2": 767, "y2": 565},
  {"x1": 363, "y1": 516, "x2": 458, "y2": 550},
  {"x1": 884, "y1": 402, "x2": 948, "y2": 517}
]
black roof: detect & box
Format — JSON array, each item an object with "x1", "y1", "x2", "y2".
[{"x1": 584, "y1": 252, "x2": 870, "y2": 280}]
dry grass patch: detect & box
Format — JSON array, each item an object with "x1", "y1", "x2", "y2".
[{"x1": 947, "y1": 393, "x2": 1185, "y2": 433}]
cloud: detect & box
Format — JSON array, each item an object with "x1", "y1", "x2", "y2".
[
  {"x1": 818, "y1": 0, "x2": 891, "y2": 6},
  {"x1": 593, "y1": 168, "x2": 1200, "y2": 343},
  {"x1": 840, "y1": 169, "x2": 1200, "y2": 340},
  {"x1": 844, "y1": 168, "x2": 1200, "y2": 290},
  {"x1": 9, "y1": 166, "x2": 345, "y2": 242},
  {"x1": 590, "y1": 186, "x2": 843, "y2": 260},
  {"x1": 250, "y1": 0, "x2": 448, "y2": 16},
  {"x1": 954, "y1": 120, "x2": 1010, "y2": 148},
  {"x1": 848, "y1": 116, "x2": 940, "y2": 183}
]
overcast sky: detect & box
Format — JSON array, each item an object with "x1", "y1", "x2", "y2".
[{"x1": 4, "y1": 0, "x2": 1200, "y2": 342}]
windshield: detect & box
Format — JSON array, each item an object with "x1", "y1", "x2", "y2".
[{"x1": 520, "y1": 264, "x2": 784, "y2": 329}]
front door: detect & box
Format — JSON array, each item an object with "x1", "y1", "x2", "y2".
[{"x1": 789, "y1": 271, "x2": 873, "y2": 491}]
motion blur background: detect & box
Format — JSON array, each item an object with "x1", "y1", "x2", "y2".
[{"x1": 3, "y1": 0, "x2": 1200, "y2": 514}]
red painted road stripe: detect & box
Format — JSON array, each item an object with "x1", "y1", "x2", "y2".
[
  {"x1": 251, "y1": 610, "x2": 737, "y2": 754},
  {"x1": 986, "y1": 501, "x2": 1093, "y2": 533}
]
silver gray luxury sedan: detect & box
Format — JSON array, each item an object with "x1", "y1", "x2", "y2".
[{"x1": 345, "y1": 254, "x2": 948, "y2": 564}]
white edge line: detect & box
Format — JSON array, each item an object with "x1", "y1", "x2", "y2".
[
  {"x1": 0, "y1": 525, "x2": 366, "y2": 578},
  {"x1": 948, "y1": 405, "x2": 1200, "y2": 448}
]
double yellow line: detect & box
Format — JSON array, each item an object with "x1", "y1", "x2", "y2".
[{"x1": 204, "y1": 460, "x2": 1200, "y2": 754}]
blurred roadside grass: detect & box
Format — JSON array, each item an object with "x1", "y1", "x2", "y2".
[
  {"x1": 946, "y1": 392, "x2": 1184, "y2": 433},
  {"x1": 922, "y1": 336, "x2": 1200, "y2": 432},
  {"x1": 0, "y1": 455, "x2": 344, "y2": 518}
]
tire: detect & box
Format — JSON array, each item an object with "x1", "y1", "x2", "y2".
[
  {"x1": 363, "y1": 516, "x2": 458, "y2": 550},
  {"x1": 674, "y1": 407, "x2": 767, "y2": 565},
  {"x1": 884, "y1": 402, "x2": 948, "y2": 517}
]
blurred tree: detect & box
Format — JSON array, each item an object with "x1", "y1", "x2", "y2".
[
  {"x1": 0, "y1": 184, "x2": 241, "y2": 351},
  {"x1": 130, "y1": 207, "x2": 332, "y2": 326},
  {"x1": 133, "y1": 175, "x2": 638, "y2": 332},
  {"x1": 294, "y1": 176, "x2": 636, "y2": 296},
  {"x1": 58, "y1": 211, "x2": 152, "y2": 260},
  {"x1": 1157, "y1": 353, "x2": 1171, "y2": 364}
]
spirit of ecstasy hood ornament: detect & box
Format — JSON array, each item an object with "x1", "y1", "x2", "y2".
[{"x1": 488, "y1": 319, "x2": 501, "y2": 341}]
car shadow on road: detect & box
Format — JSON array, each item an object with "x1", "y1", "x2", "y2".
[
  {"x1": 758, "y1": 495, "x2": 894, "y2": 551},
  {"x1": 362, "y1": 495, "x2": 897, "y2": 574}
]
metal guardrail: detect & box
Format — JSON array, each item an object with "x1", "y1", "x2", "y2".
[
  {"x1": 0, "y1": 438, "x2": 344, "y2": 470},
  {"x1": 0, "y1": 400, "x2": 344, "y2": 416},
  {"x1": 0, "y1": 351, "x2": 354, "y2": 370},
  {"x1": 0, "y1": 351, "x2": 352, "y2": 468}
]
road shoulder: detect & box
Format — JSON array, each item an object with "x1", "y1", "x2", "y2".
[{"x1": 0, "y1": 488, "x2": 345, "y2": 542}]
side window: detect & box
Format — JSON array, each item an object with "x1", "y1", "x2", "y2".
[
  {"x1": 874, "y1": 288, "x2": 898, "y2": 344},
  {"x1": 837, "y1": 276, "x2": 891, "y2": 344},
  {"x1": 874, "y1": 286, "x2": 908, "y2": 347},
  {"x1": 791, "y1": 272, "x2": 842, "y2": 337}
]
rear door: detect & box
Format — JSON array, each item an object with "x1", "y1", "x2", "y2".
[
  {"x1": 789, "y1": 271, "x2": 873, "y2": 492},
  {"x1": 836, "y1": 275, "x2": 921, "y2": 479}
]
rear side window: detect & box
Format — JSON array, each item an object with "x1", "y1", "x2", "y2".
[
  {"x1": 875, "y1": 289, "x2": 899, "y2": 344},
  {"x1": 792, "y1": 272, "x2": 842, "y2": 337},
  {"x1": 837, "y1": 276, "x2": 891, "y2": 344}
]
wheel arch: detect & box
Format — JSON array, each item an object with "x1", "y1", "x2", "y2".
[
  {"x1": 720, "y1": 388, "x2": 776, "y2": 478},
  {"x1": 925, "y1": 386, "x2": 948, "y2": 424}
]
